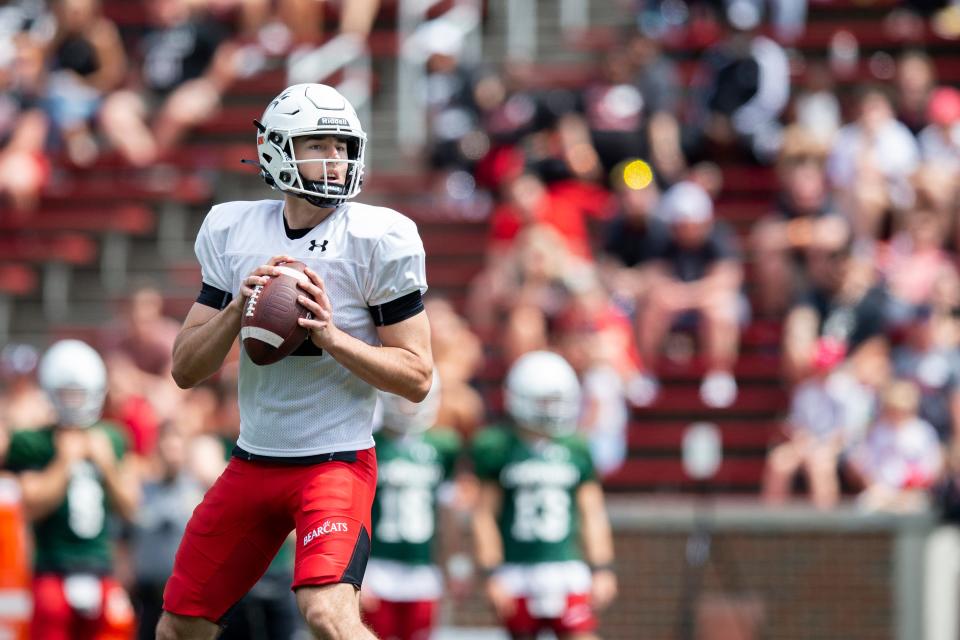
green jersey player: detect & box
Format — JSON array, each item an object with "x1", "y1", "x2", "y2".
[
  {"x1": 361, "y1": 375, "x2": 461, "y2": 640},
  {"x1": 472, "y1": 351, "x2": 617, "y2": 640},
  {"x1": 1, "y1": 340, "x2": 140, "y2": 640}
]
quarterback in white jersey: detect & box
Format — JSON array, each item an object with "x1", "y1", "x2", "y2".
[{"x1": 159, "y1": 84, "x2": 433, "y2": 640}]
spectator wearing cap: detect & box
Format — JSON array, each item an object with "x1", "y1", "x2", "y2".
[
  {"x1": 635, "y1": 181, "x2": 744, "y2": 408},
  {"x1": 849, "y1": 379, "x2": 943, "y2": 512},
  {"x1": 919, "y1": 87, "x2": 960, "y2": 174}
]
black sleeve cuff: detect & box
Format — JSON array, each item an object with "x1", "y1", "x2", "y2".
[
  {"x1": 368, "y1": 290, "x2": 424, "y2": 326},
  {"x1": 197, "y1": 282, "x2": 233, "y2": 310}
]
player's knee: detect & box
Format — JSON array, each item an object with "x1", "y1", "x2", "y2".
[
  {"x1": 155, "y1": 611, "x2": 219, "y2": 640},
  {"x1": 301, "y1": 591, "x2": 361, "y2": 640}
]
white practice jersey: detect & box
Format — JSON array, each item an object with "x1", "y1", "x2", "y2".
[{"x1": 195, "y1": 199, "x2": 428, "y2": 456}]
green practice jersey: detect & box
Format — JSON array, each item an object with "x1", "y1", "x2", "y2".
[
  {"x1": 371, "y1": 428, "x2": 460, "y2": 565},
  {"x1": 471, "y1": 426, "x2": 595, "y2": 565},
  {"x1": 4, "y1": 423, "x2": 126, "y2": 574}
]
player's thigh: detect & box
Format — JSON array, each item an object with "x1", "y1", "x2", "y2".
[
  {"x1": 293, "y1": 451, "x2": 377, "y2": 588},
  {"x1": 163, "y1": 460, "x2": 293, "y2": 622},
  {"x1": 155, "y1": 611, "x2": 220, "y2": 640},
  {"x1": 295, "y1": 583, "x2": 364, "y2": 636}
]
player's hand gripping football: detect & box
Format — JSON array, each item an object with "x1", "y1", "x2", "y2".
[
  {"x1": 236, "y1": 254, "x2": 296, "y2": 305},
  {"x1": 297, "y1": 267, "x2": 340, "y2": 350}
]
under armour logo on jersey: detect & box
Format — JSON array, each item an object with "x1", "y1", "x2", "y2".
[{"x1": 309, "y1": 240, "x2": 329, "y2": 252}]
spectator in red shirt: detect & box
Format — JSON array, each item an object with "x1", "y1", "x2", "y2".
[{"x1": 488, "y1": 172, "x2": 592, "y2": 259}]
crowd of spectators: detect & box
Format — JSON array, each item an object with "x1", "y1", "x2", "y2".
[
  {"x1": 420, "y1": 0, "x2": 960, "y2": 513},
  {"x1": 0, "y1": 0, "x2": 381, "y2": 210}
]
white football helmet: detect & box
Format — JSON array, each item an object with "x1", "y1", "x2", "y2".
[
  {"x1": 38, "y1": 340, "x2": 107, "y2": 428},
  {"x1": 505, "y1": 351, "x2": 581, "y2": 437},
  {"x1": 255, "y1": 83, "x2": 366, "y2": 208},
  {"x1": 379, "y1": 372, "x2": 441, "y2": 435}
]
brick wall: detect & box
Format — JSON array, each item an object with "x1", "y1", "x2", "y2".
[{"x1": 444, "y1": 502, "x2": 928, "y2": 640}]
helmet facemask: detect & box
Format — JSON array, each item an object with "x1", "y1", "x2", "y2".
[
  {"x1": 258, "y1": 125, "x2": 366, "y2": 209},
  {"x1": 507, "y1": 389, "x2": 580, "y2": 437}
]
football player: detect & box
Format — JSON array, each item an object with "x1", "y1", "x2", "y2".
[
  {"x1": 361, "y1": 375, "x2": 461, "y2": 640},
  {"x1": 1, "y1": 340, "x2": 139, "y2": 640},
  {"x1": 472, "y1": 351, "x2": 618, "y2": 640},
  {"x1": 159, "y1": 83, "x2": 432, "y2": 640}
]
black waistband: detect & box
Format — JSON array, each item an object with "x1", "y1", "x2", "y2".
[{"x1": 231, "y1": 445, "x2": 358, "y2": 465}]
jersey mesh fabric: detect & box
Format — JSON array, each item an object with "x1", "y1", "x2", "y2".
[{"x1": 195, "y1": 199, "x2": 428, "y2": 456}]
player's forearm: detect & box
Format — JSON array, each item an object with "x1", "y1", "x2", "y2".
[
  {"x1": 18, "y1": 460, "x2": 72, "y2": 521},
  {"x1": 473, "y1": 482, "x2": 505, "y2": 570},
  {"x1": 578, "y1": 483, "x2": 615, "y2": 566},
  {"x1": 472, "y1": 512, "x2": 504, "y2": 570},
  {"x1": 324, "y1": 329, "x2": 432, "y2": 402},
  {"x1": 172, "y1": 301, "x2": 242, "y2": 388}
]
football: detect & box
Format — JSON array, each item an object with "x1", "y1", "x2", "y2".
[{"x1": 240, "y1": 261, "x2": 312, "y2": 366}]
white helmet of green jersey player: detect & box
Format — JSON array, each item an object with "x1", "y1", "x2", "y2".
[
  {"x1": 379, "y1": 371, "x2": 441, "y2": 434},
  {"x1": 39, "y1": 339, "x2": 107, "y2": 428},
  {"x1": 505, "y1": 350, "x2": 581, "y2": 437}
]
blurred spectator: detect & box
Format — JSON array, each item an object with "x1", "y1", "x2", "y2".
[
  {"x1": 636, "y1": 181, "x2": 744, "y2": 408},
  {"x1": 762, "y1": 351, "x2": 882, "y2": 509},
  {"x1": 413, "y1": 20, "x2": 480, "y2": 172},
  {"x1": 828, "y1": 87, "x2": 920, "y2": 236},
  {"x1": 575, "y1": 48, "x2": 652, "y2": 179},
  {"x1": 598, "y1": 172, "x2": 668, "y2": 310},
  {"x1": 467, "y1": 225, "x2": 590, "y2": 362},
  {"x1": 103, "y1": 285, "x2": 180, "y2": 379},
  {"x1": 42, "y1": 0, "x2": 126, "y2": 167},
  {"x1": 487, "y1": 172, "x2": 592, "y2": 260},
  {"x1": 892, "y1": 306, "x2": 960, "y2": 443},
  {"x1": 782, "y1": 217, "x2": 887, "y2": 383},
  {"x1": 102, "y1": 353, "x2": 162, "y2": 459},
  {"x1": 555, "y1": 273, "x2": 640, "y2": 475},
  {"x1": 850, "y1": 379, "x2": 943, "y2": 512},
  {"x1": 792, "y1": 62, "x2": 841, "y2": 148},
  {"x1": 685, "y1": 6, "x2": 790, "y2": 162},
  {"x1": 750, "y1": 126, "x2": 834, "y2": 316},
  {"x1": 0, "y1": 343, "x2": 54, "y2": 430},
  {"x1": 919, "y1": 87, "x2": 960, "y2": 174},
  {"x1": 894, "y1": 50, "x2": 936, "y2": 135},
  {"x1": 2, "y1": 340, "x2": 139, "y2": 639},
  {"x1": 424, "y1": 298, "x2": 485, "y2": 441},
  {"x1": 0, "y1": 12, "x2": 48, "y2": 211},
  {"x1": 625, "y1": 31, "x2": 685, "y2": 183},
  {"x1": 100, "y1": 0, "x2": 238, "y2": 166},
  {"x1": 876, "y1": 207, "x2": 957, "y2": 328},
  {"x1": 131, "y1": 423, "x2": 204, "y2": 640}
]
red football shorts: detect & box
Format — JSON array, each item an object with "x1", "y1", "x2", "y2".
[
  {"x1": 363, "y1": 598, "x2": 437, "y2": 640},
  {"x1": 503, "y1": 593, "x2": 597, "y2": 636},
  {"x1": 32, "y1": 574, "x2": 135, "y2": 640},
  {"x1": 163, "y1": 448, "x2": 377, "y2": 623}
]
